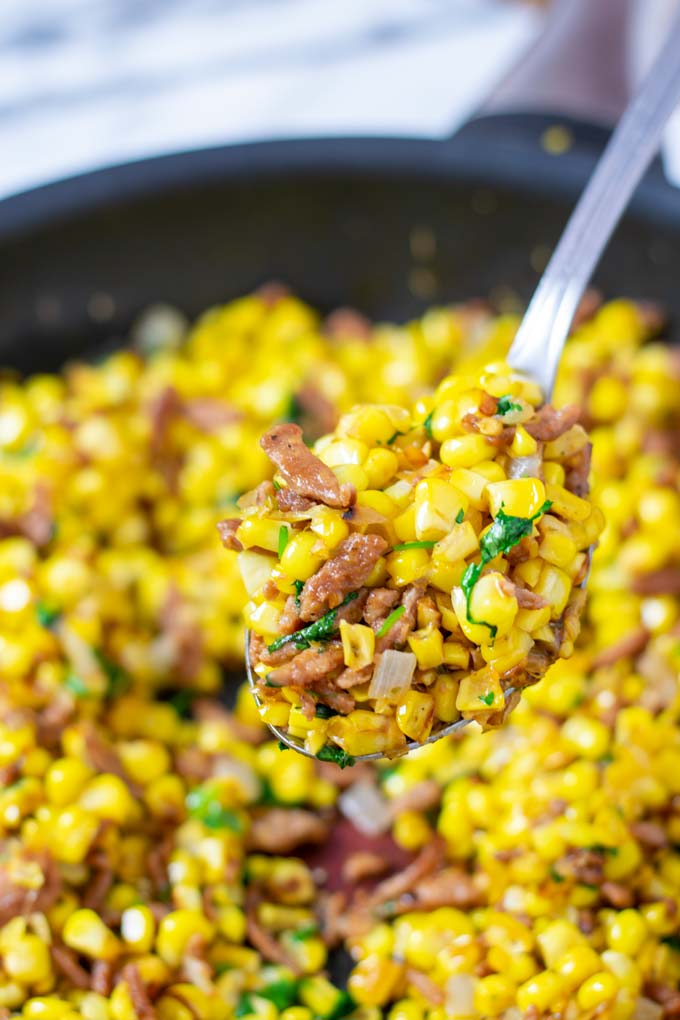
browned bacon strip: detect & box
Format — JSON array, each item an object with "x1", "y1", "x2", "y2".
[
  {"x1": 261, "y1": 423, "x2": 353, "y2": 508},
  {"x1": 300, "y1": 535, "x2": 387, "y2": 621}
]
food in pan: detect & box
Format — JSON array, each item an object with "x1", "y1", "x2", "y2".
[
  {"x1": 226, "y1": 370, "x2": 600, "y2": 756},
  {"x1": 0, "y1": 289, "x2": 679, "y2": 1019}
]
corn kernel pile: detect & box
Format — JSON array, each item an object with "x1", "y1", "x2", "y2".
[
  {"x1": 0, "y1": 290, "x2": 679, "y2": 1020},
  {"x1": 237, "y1": 365, "x2": 601, "y2": 757}
]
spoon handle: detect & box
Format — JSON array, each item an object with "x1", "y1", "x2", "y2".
[{"x1": 507, "y1": 6, "x2": 680, "y2": 398}]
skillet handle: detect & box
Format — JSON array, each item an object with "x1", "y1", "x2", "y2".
[{"x1": 481, "y1": 0, "x2": 630, "y2": 125}]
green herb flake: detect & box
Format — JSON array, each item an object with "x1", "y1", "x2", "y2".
[
  {"x1": 186, "y1": 785, "x2": 243, "y2": 832},
  {"x1": 376, "y1": 605, "x2": 406, "y2": 638},
  {"x1": 64, "y1": 672, "x2": 91, "y2": 698},
  {"x1": 293, "y1": 579, "x2": 305, "y2": 608},
  {"x1": 549, "y1": 866, "x2": 565, "y2": 884},
  {"x1": 258, "y1": 978, "x2": 299, "y2": 1011},
  {"x1": 455, "y1": 508, "x2": 465, "y2": 524},
  {"x1": 423, "y1": 411, "x2": 434, "y2": 439},
  {"x1": 277, "y1": 740, "x2": 289, "y2": 752},
  {"x1": 36, "y1": 602, "x2": 60, "y2": 629},
  {"x1": 392, "y1": 540, "x2": 436, "y2": 551},
  {"x1": 315, "y1": 703, "x2": 339, "y2": 719},
  {"x1": 94, "y1": 650, "x2": 130, "y2": 698},
  {"x1": 461, "y1": 501, "x2": 552, "y2": 637},
  {"x1": 478, "y1": 691, "x2": 495, "y2": 706},
  {"x1": 387, "y1": 431, "x2": 405, "y2": 445},
  {"x1": 235, "y1": 993, "x2": 254, "y2": 1018},
  {"x1": 268, "y1": 592, "x2": 358, "y2": 654},
  {"x1": 273, "y1": 479, "x2": 282, "y2": 492},
  {"x1": 496, "y1": 394, "x2": 523, "y2": 416},
  {"x1": 326, "y1": 990, "x2": 355, "y2": 1020},
  {"x1": 168, "y1": 689, "x2": 195, "y2": 718},
  {"x1": 278, "y1": 525, "x2": 289, "y2": 559},
  {"x1": 291, "y1": 923, "x2": 319, "y2": 942},
  {"x1": 662, "y1": 934, "x2": 680, "y2": 952},
  {"x1": 316, "y1": 745, "x2": 356, "y2": 769}
]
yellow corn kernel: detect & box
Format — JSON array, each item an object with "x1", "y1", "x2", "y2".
[
  {"x1": 79, "y1": 774, "x2": 138, "y2": 824},
  {"x1": 481, "y1": 628, "x2": 533, "y2": 674},
  {"x1": 118, "y1": 740, "x2": 170, "y2": 785},
  {"x1": 299, "y1": 977, "x2": 347, "y2": 1018},
  {"x1": 453, "y1": 572, "x2": 518, "y2": 645},
  {"x1": 561, "y1": 714, "x2": 610, "y2": 760},
  {"x1": 553, "y1": 945, "x2": 602, "y2": 989},
  {"x1": 588, "y1": 376, "x2": 629, "y2": 421},
  {"x1": 537, "y1": 921, "x2": 584, "y2": 967},
  {"x1": 539, "y1": 525, "x2": 578, "y2": 570},
  {"x1": 120, "y1": 905, "x2": 155, "y2": 953},
  {"x1": 236, "y1": 517, "x2": 283, "y2": 553},
  {"x1": 514, "y1": 557, "x2": 542, "y2": 588},
  {"x1": 340, "y1": 621, "x2": 375, "y2": 670},
  {"x1": 145, "y1": 774, "x2": 185, "y2": 820},
  {"x1": 44, "y1": 757, "x2": 93, "y2": 806},
  {"x1": 393, "y1": 810, "x2": 431, "y2": 851},
  {"x1": 576, "y1": 972, "x2": 619, "y2": 1010},
  {"x1": 62, "y1": 909, "x2": 120, "y2": 961},
  {"x1": 486, "y1": 477, "x2": 546, "y2": 519},
  {"x1": 340, "y1": 404, "x2": 410, "y2": 444},
  {"x1": 543, "y1": 461, "x2": 566, "y2": 486},
  {"x1": 258, "y1": 701, "x2": 291, "y2": 727},
  {"x1": 386, "y1": 547, "x2": 430, "y2": 586},
  {"x1": 52, "y1": 807, "x2": 100, "y2": 864},
  {"x1": 348, "y1": 957, "x2": 404, "y2": 1007},
  {"x1": 473, "y1": 974, "x2": 516, "y2": 1016},
  {"x1": 605, "y1": 910, "x2": 647, "y2": 955},
  {"x1": 516, "y1": 972, "x2": 564, "y2": 1013},
  {"x1": 516, "y1": 606, "x2": 551, "y2": 632},
  {"x1": 309, "y1": 507, "x2": 350, "y2": 549},
  {"x1": 474, "y1": 459, "x2": 506, "y2": 483},
  {"x1": 545, "y1": 482, "x2": 592, "y2": 521},
  {"x1": 396, "y1": 691, "x2": 435, "y2": 742},
  {"x1": 407, "y1": 627, "x2": 444, "y2": 669},
  {"x1": 456, "y1": 667, "x2": 503, "y2": 713},
  {"x1": 441, "y1": 641, "x2": 469, "y2": 670},
  {"x1": 510, "y1": 426, "x2": 538, "y2": 457},
  {"x1": 440, "y1": 434, "x2": 495, "y2": 468},
  {"x1": 363, "y1": 449, "x2": 400, "y2": 489},
  {"x1": 319, "y1": 437, "x2": 368, "y2": 467},
  {"x1": 332, "y1": 463, "x2": 368, "y2": 492},
  {"x1": 156, "y1": 911, "x2": 214, "y2": 967},
  {"x1": 448, "y1": 468, "x2": 488, "y2": 509},
  {"x1": 280, "y1": 532, "x2": 326, "y2": 580},
  {"x1": 433, "y1": 675, "x2": 459, "y2": 723},
  {"x1": 600, "y1": 952, "x2": 642, "y2": 995},
  {"x1": 433, "y1": 521, "x2": 479, "y2": 564},
  {"x1": 413, "y1": 478, "x2": 467, "y2": 541},
  {"x1": 534, "y1": 563, "x2": 572, "y2": 618},
  {"x1": 3, "y1": 934, "x2": 52, "y2": 985}
]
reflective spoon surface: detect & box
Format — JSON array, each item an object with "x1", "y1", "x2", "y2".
[{"x1": 247, "y1": 13, "x2": 680, "y2": 760}]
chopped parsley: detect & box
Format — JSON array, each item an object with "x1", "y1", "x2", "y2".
[
  {"x1": 277, "y1": 740, "x2": 289, "y2": 751},
  {"x1": 315, "y1": 703, "x2": 339, "y2": 719},
  {"x1": 662, "y1": 934, "x2": 680, "y2": 952},
  {"x1": 478, "y1": 691, "x2": 495, "y2": 706},
  {"x1": 267, "y1": 592, "x2": 358, "y2": 653},
  {"x1": 496, "y1": 394, "x2": 523, "y2": 416},
  {"x1": 393, "y1": 540, "x2": 436, "y2": 551},
  {"x1": 168, "y1": 689, "x2": 195, "y2": 718},
  {"x1": 186, "y1": 785, "x2": 243, "y2": 832},
  {"x1": 291, "y1": 923, "x2": 319, "y2": 941},
  {"x1": 387, "y1": 430, "x2": 406, "y2": 445},
  {"x1": 36, "y1": 602, "x2": 60, "y2": 629},
  {"x1": 272, "y1": 479, "x2": 282, "y2": 491},
  {"x1": 293, "y1": 579, "x2": 305, "y2": 608},
  {"x1": 64, "y1": 672, "x2": 91, "y2": 698},
  {"x1": 95, "y1": 650, "x2": 130, "y2": 698},
  {"x1": 461, "y1": 501, "x2": 552, "y2": 637},
  {"x1": 376, "y1": 605, "x2": 405, "y2": 638},
  {"x1": 549, "y1": 866, "x2": 565, "y2": 883},
  {"x1": 423, "y1": 410, "x2": 434, "y2": 438},
  {"x1": 278, "y1": 525, "x2": 289, "y2": 559},
  {"x1": 455, "y1": 508, "x2": 465, "y2": 524},
  {"x1": 316, "y1": 745, "x2": 356, "y2": 769}
]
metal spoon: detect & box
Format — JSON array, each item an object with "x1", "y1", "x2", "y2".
[{"x1": 246, "y1": 14, "x2": 680, "y2": 761}]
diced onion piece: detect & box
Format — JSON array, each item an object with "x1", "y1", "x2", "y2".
[
  {"x1": 238, "y1": 551, "x2": 274, "y2": 597},
  {"x1": 508, "y1": 454, "x2": 542, "y2": 480},
  {"x1": 339, "y1": 779, "x2": 391, "y2": 835},
  {"x1": 368, "y1": 650, "x2": 417, "y2": 702}
]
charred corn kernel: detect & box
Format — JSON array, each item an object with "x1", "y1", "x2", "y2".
[
  {"x1": 407, "y1": 627, "x2": 444, "y2": 669},
  {"x1": 156, "y1": 910, "x2": 214, "y2": 967},
  {"x1": 279, "y1": 532, "x2": 326, "y2": 580},
  {"x1": 62, "y1": 910, "x2": 120, "y2": 961},
  {"x1": 486, "y1": 477, "x2": 546, "y2": 519},
  {"x1": 440, "y1": 434, "x2": 494, "y2": 468},
  {"x1": 414, "y1": 478, "x2": 467, "y2": 541},
  {"x1": 120, "y1": 905, "x2": 155, "y2": 952},
  {"x1": 79, "y1": 775, "x2": 138, "y2": 824},
  {"x1": 4, "y1": 935, "x2": 52, "y2": 985},
  {"x1": 396, "y1": 691, "x2": 435, "y2": 742},
  {"x1": 577, "y1": 972, "x2": 619, "y2": 1010},
  {"x1": 474, "y1": 974, "x2": 516, "y2": 1016},
  {"x1": 605, "y1": 910, "x2": 647, "y2": 955},
  {"x1": 340, "y1": 621, "x2": 375, "y2": 670}
]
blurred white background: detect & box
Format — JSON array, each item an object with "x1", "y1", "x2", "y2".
[{"x1": 1, "y1": 0, "x2": 679, "y2": 199}]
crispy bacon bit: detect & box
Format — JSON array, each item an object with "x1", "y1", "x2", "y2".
[
  {"x1": 279, "y1": 595, "x2": 303, "y2": 635},
  {"x1": 160, "y1": 587, "x2": 204, "y2": 682},
  {"x1": 324, "y1": 307, "x2": 373, "y2": 340},
  {"x1": 631, "y1": 820, "x2": 668, "y2": 849},
  {"x1": 312, "y1": 683, "x2": 356, "y2": 716},
  {"x1": 83, "y1": 867, "x2": 113, "y2": 911},
  {"x1": 364, "y1": 588, "x2": 400, "y2": 627},
  {"x1": 0, "y1": 483, "x2": 54, "y2": 548},
  {"x1": 601, "y1": 880, "x2": 634, "y2": 909},
  {"x1": 479, "y1": 391, "x2": 499, "y2": 416},
  {"x1": 406, "y1": 967, "x2": 444, "y2": 1006},
  {"x1": 246, "y1": 888, "x2": 301, "y2": 973},
  {"x1": 175, "y1": 747, "x2": 212, "y2": 782},
  {"x1": 558, "y1": 848, "x2": 604, "y2": 886},
  {"x1": 632, "y1": 568, "x2": 680, "y2": 596},
  {"x1": 368, "y1": 837, "x2": 446, "y2": 908},
  {"x1": 572, "y1": 288, "x2": 602, "y2": 329},
  {"x1": 51, "y1": 944, "x2": 90, "y2": 989},
  {"x1": 387, "y1": 780, "x2": 441, "y2": 819},
  {"x1": 183, "y1": 398, "x2": 241, "y2": 431},
  {"x1": 0, "y1": 852, "x2": 61, "y2": 926},
  {"x1": 276, "y1": 488, "x2": 315, "y2": 512},
  {"x1": 261, "y1": 423, "x2": 354, "y2": 509},
  {"x1": 376, "y1": 583, "x2": 425, "y2": 651},
  {"x1": 644, "y1": 983, "x2": 680, "y2": 1017},
  {"x1": 592, "y1": 627, "x2": 649, "y2": 668},
  {"x1": 299, "y1": 535, "x2": 387, "y2": 621},
  {"x1": 36, "y1": 696, "x2": 74, "y2": 748},
  {"x1": 122, "y1": 963, "x2": 157, "y2": 1020},
  {"x1": 336, "y1": 665, "x2": 373, "y2": 690},
  {"x1": 83, "y1": 725, "x2": 142, "y2": 796},
  {"x1": 217, "y1": 518, "x2": 243, "y2": 551},
  {"x1": 564, "y1": 442, "x2": 592, "y2": 497},
  {"x1": 264, "y1": 642, "x2": 345, "y2": 688},
  {"x1": 146, "y1": 834, "x2": 173, "y2": 895},
  {"x1": 249, "y1": 632, "x2": 298, "y2": 668},
  {"x1": 342, "y1": 852, "x2": 389, "y2": 883},
  {"x1": 402, "y1": 867, "x2": 482, "y2": 911},
  {"x1": 91, "y1": 960, "x2": 114, "y2": 996},
  {"x1": 525, "y1": 404, "x2": 580, "y2": 441},
  {"x1": 299, "y1": 690, "x2": 317, "y2": 721},
  {"x1": 257, "y1": 281, "x2": 291, "y2": 307},
  {"x1": 513, "y1": 585, "x2": 549, "y2": 609},
  {"x1": 249, "y1": 808, "x2": 330, "y2": 853}
]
